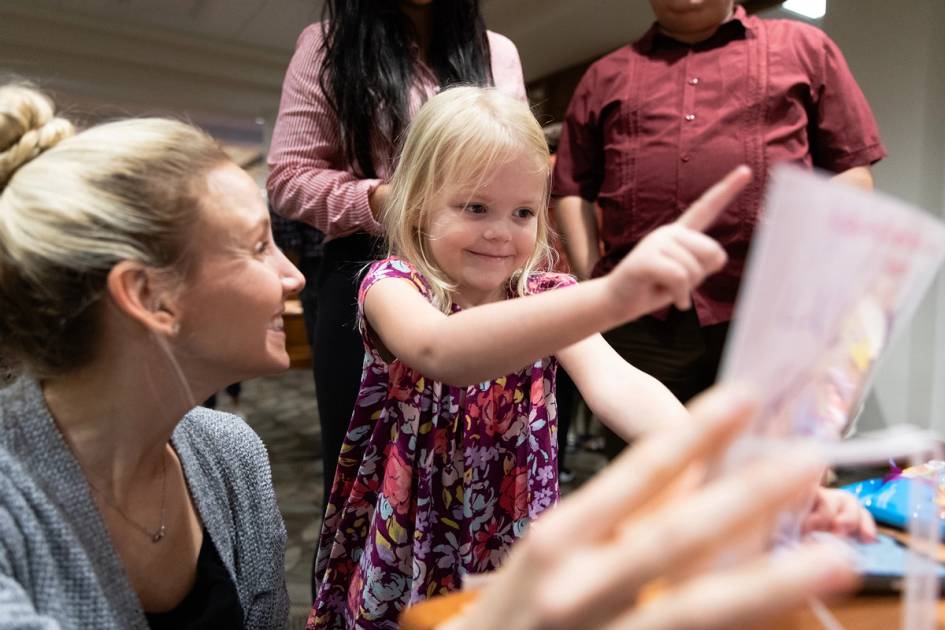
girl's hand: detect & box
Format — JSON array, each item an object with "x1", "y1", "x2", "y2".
[
  {"x1": 802, "y1": 487, "x2": 877, "y2": 543},
  {"x1": 440, "y1": 384, "x2": 856, "y2": 630},
  {"x1": 607, "y1": 166, "x2": 752, "y2": 321}
]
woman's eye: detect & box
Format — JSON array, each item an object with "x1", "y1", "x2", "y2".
[{"x1": 254, "y1": 240, "x2": 271, "y2": 255}]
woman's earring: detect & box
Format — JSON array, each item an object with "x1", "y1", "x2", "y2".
[{"x1": 171, "y1": 322, "x2": 181, "y2": 335}]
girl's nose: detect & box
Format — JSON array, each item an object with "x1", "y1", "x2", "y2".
[{"x1": 483, "y1": 221, "x2": 511, "y2": 241}]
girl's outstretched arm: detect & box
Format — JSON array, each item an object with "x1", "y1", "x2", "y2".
[
  {"x1": 363, "y1": 167, "x2": 750, "y2": 386},
  {"x1": 557, "y1": 335, "x2": 688, "y2": 439}
]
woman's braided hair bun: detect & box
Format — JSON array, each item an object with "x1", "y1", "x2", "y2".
[
  {"x1": 0, "y1": 84, "x2": 227, "y2": 377},
  {"x1": 0, "y1": 85, "x2": 75, "y2": 188}
]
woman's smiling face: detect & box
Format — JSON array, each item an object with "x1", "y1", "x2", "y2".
[{"x1": 172, "y1": 163, "x2": 304, "y2": 384}]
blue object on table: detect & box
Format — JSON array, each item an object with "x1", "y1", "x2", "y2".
[{"x1": 843, "y1": 476, "x2": 945, "y2": 536}]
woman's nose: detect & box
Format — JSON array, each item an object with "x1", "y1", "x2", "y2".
[{"x1": 278, "y1": 251, "x2": 305, "y2": 297}]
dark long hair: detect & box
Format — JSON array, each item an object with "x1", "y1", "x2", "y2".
[{"x1": 318, "y1": 0, "x2": 494, "y2": 178}]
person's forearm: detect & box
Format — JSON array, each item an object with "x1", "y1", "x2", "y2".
[
  {"x1": 831, "y1": 165, "x2": 874, "y2": 191},
  {"x1": 415, "y1": 279, "x2": 628, "y2": 386},
  {"x1": 554, "y1": 196, "x2": 600, "y2": 280},
  {"x1": 591, "y1": 363, "x2": 689, "y2": 439},
  {"x1": 266, "y1": 161, "x2": 382, "y2": 238}
]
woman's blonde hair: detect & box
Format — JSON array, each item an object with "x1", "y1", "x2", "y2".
[
  {"x1": 0, "y1": 84, "x2": 229, "y2": 377},
  {"x1": 383, "y1": 86, "x2": 553, "y2": 312}
]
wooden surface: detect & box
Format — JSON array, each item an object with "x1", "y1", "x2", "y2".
[
  {"x1": 399, "y1": 590, "x2": 479, "y2": 630},
  {"x1": 764, "y1": 596, "x2": 945, "y2": 630},
  {"x1": 399, "y1": 527, "x2": 945, "y2": 630},
  {"x1": 283, "y1": 299, "x2": 311, "y2": 369},
  {"x1": 400, "y1": 587, "x2": 945, "y2": 630}
]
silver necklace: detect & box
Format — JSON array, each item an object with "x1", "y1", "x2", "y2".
[{"x1": 88, "y1": 450, "x2": 168, "y2": 543}]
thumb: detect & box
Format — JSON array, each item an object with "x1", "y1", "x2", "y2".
[{"x1": 677, "y1": 165, "x2": 752, "y2": 232}]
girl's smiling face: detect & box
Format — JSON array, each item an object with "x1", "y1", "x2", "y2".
[{"x1": 424, "y1": 150, "x2": 546, "y2": 308}]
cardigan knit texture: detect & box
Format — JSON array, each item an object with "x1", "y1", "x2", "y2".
[{"x1": 0, "y1": 377, "x2": 288, "y2": 629}]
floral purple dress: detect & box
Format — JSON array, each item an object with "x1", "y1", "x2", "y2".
[{"x1": 308, "y1": 257, "x2": 576, "y2": 629}]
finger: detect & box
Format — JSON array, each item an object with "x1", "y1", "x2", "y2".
[
  {"x1": 646, "y1": 256, "x2": 695, "y2": 310},
  {"x1": 666, "y1": 268, "x2": 694, "y2": 310},
  {"x1": 676, "y1": 165, "x2": 752, "y2": 232},
  {"x1": 858, "y1": 506, "x2": 877, "y2": 542},
  {"x1": 611, "y1": 544, "x2": 857, "y2": 630},
  {"x1": 541, "y1": 448, "x2": 826, "y2": 628},
  {"x1": 670, "y1": 229, "x2": 728, "y2": 273},
  {"x1": 531, "y1": 385, "x2": 759, "y2": 551},
  {"x1": 800, "y1": 490, "x2": 832, "y2": 536},
  {"x1": 832, "y1": 493, "x2": 862, "y2": 538},
  {"x1": 660, "y1": 241, "x2": 704, "y2": 288},
  {"x1": 644, "y1": 505, "x2": 780, "y2": 590},
  {"x1": 801, "y1": 507, "x2": 834, "y2": 536}
]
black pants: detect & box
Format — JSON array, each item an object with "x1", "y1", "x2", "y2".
[
  {"x1": 601, "y1": 308, "x2": 729, "y2": 458},
  {"x1": 555, "y1": 367, "x2": 577, "y2": 471},
  {"x1": 311, "y1": 233, "x2": 380, "y2": 599},
  {"x1": 312, "y1": 234, "x2": 380, "y2": 499}
]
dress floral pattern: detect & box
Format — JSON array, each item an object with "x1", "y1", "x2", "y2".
[{"x1": 308, "y1": 257, "x2": 576, "y2": 629}]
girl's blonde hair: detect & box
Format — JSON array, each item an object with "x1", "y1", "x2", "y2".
[
  {"x1": 0, "y1": 84, "x2": 229, "y2": 377},
  {"x1": 383, "y1": 86, "x2": 554, "y2": 312}
]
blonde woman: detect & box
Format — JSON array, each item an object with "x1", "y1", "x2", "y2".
[{"x1": 0, "y1": 85, "x2": 303, "y2": 629}]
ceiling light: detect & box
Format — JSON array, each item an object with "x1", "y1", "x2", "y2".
[{"x1": 782, "y1": 0, "x2": 826, "y2": 19}]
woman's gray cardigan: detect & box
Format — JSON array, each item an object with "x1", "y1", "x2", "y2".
[{"x1": 0, "y1": 377, "x2": 289, "y2": 629}]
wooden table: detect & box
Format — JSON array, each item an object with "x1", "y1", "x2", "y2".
[
  {"x1": 401, "y1": 589, "x2": 945, "y2": 630},
  {"x1": 283, "y1": 299, "x2": 312, "y2": 369},
  {"x1": 400, "y1": 528, "x2": 945, "y2": 630},
  {"x1": 764, "y1": 596, "x2": 945, "y2": 630}
]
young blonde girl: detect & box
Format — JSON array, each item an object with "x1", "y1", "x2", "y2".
[{"x1": 309, "y1": 86, "x2": 748, "y2": 628}]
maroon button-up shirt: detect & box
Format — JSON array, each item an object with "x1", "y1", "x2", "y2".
[{"x1": 553, "y1": 7, "x2": 886, "y2": 325}]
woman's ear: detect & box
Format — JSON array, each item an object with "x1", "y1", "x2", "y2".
[{"x1": 105, "y1": 261, "x2": 181, "y2": 336}]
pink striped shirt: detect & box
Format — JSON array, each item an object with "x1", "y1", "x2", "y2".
[{"x1": 267, "y1": 24, "x2": 527, "y2": 241}]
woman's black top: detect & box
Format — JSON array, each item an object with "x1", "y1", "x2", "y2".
[{"x1": 145, "y1": 529, "x2": 244, "y2": 630}]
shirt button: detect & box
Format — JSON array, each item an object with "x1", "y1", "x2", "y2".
[
  {"x1": 681, "y1": 154, "x2": 691, "y2": 162},
  {"x1": 689, "y1": 77, "x2": 700, "y2": 85},
  {"x1": 684, "y1": 114, "x2": 696, "y2": 121}
]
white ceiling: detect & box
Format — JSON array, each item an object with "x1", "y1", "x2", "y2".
[
  {"x1": 0, "y1": 0, "x2": 772, "y2": 138},
  {"x1": 4, "y1": 0, "x2": 656, "y2": 78},
  {"x1": 15, "y1": 0, "x2": 323, "y2": 52}
]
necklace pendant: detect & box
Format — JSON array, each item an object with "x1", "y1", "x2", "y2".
[{"x1": 151, "y1": 524, "x2": 166, "y2": 543}]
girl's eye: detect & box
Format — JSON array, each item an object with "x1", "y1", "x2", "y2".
[
  {"x1": 514, "y1": 208, "x2": 536, "y2": 219},
  {"x1": 464, "y1": 203, "x2": 487, "y2": 215}
]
